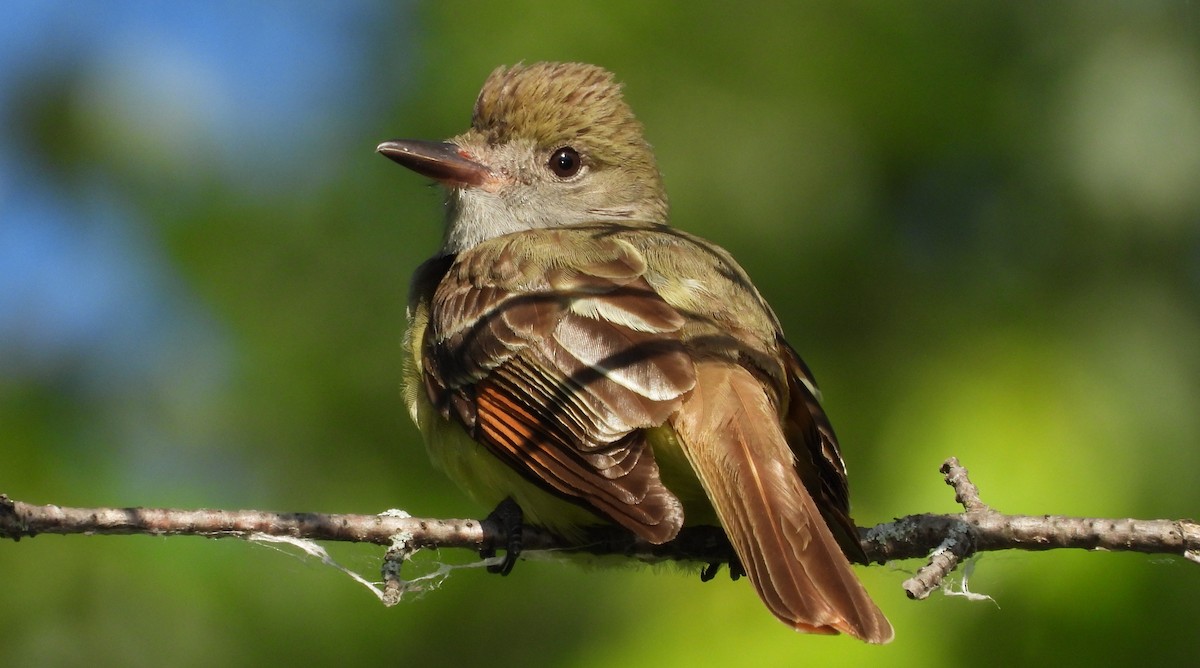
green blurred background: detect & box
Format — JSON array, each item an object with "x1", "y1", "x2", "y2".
[{"x1": 3, "y1": 2, "x2": 1199, "y2": 666}]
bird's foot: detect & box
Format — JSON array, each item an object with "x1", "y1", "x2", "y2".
[
  {"x1": 481, "y1": 497, "x2": 524, "y2": 576},
  {"x1": 728, "y1": 556, "x2": 745, "y2": 581},
  {"x1": 699, "y1": 557, "x2": 745, "y2": 583}
]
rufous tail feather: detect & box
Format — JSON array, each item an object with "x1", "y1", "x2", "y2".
[{"x1": 672, "y1": 361, "x2": 893, "y2": 643}]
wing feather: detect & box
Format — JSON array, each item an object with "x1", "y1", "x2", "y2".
[{"x1": 419, "y1": 229, "x2": 695, "y2": 542}]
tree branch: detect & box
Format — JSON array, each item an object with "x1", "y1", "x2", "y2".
[{"x1": 3, "y1": 457, "x2": 1197, "y2": 602}]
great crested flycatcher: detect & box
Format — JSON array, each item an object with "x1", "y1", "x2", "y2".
[{"x1": 378, "y1": 62, "x2": 892, "y2": 643}]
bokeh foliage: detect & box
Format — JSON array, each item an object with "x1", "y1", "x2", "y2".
[{"x1": 2, "y1": 2, "x2": 1199, "y2": 666}]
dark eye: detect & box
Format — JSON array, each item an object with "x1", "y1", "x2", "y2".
[{"x1": 548, "y1": 147, "x2": 582, "y2": 178}]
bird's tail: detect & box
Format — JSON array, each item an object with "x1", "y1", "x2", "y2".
[{"x1": 672, "y1": 361, "x2": 893, "y2": 643}]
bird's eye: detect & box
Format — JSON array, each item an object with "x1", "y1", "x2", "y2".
[{"x1": 548, "y1": 147, "x2": 582, "y2": 178}]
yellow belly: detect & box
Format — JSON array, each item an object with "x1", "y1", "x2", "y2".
[{"x1": 409, "y1": 387, "x2": 604, "y2": 539}]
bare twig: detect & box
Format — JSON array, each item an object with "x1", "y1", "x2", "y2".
[
  {"x1": 865, "y1": 458, "x2": 1200, "y2": 599},
  {"x1": 3, "y1": 457, "x2": 1198, "y2": 603},
  {"x1": 899, "y1": 457, "x2": 983, "y2": 598}
]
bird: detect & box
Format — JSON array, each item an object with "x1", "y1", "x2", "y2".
[{"x1": 377, "y1": 61, "x2": 893, "y2": 643}]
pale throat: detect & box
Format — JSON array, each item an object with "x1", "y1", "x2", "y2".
[
  {"x1": 440, "y1": 186, "x2": 531, "y2": 255},
  {"x1": 439, "y1": 184, "x2": 650, "y2": 255}
]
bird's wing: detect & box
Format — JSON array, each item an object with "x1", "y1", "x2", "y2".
[{"x1": 420, "y1": 228, "x2": 696, "y2": 543}]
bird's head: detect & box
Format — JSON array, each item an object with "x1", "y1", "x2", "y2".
[{"x1": 379, "y1": 62, "x2": 668, "y2": 253}]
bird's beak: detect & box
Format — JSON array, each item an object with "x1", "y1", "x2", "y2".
[{"x1": 376, "y1": 139, "x2": 492, "y2": 188}]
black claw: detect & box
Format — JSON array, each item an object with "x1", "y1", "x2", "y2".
[
  {"x1": 700, "y1": 558, "x2": 745, "y2": 582},
  {"x1": 728, "y1": 556, "x2": 745, "y2": 582},
  {"x1": 481, "y1": 497, "x2": 524, "y2": 576}
]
